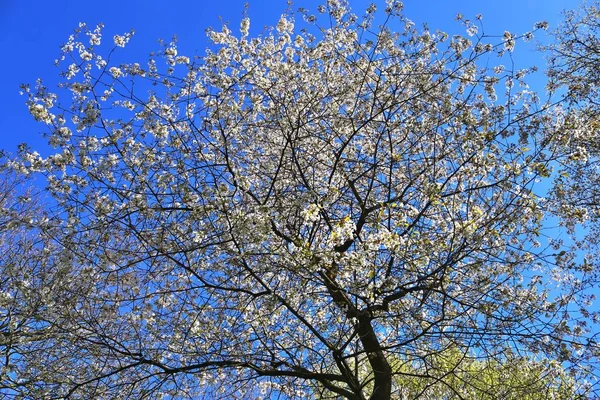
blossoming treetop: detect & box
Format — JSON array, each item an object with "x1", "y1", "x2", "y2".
[{"x1": 3, "y1": 1, "x2": 599, "y2": 398}]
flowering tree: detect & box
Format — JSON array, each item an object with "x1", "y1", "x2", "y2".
[
  {"x1": 543, "y1": 2, "x2": 600, "y2": 359},
  {"x1": 10, "y1": 1, "x2": 600, "y2": 398},
  {"x1": 0, "y1": 160, "x2": 61, "y2": 396},
  {"x1": 546, "y1": 0, "x2": 600, "y2": 242}
]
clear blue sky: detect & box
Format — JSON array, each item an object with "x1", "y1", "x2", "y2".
[{"x1": 0, "y1": 0, "x2": 573, "y2": 156}]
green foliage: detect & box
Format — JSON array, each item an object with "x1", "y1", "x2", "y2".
[{"x1": 392, "y1": 348, "x2": 579, "y2": 399}]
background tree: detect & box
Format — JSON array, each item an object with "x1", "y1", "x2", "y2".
[
  {"x1": 545, "y1": 0, "x2": 600, "y2": 346},
  {"x1": 9, "y1": 1, "x2": 600, "y2": 398},
  {"x1": 546, "y1": 0, "x2": 600, "y2": 220},
  {"x1": 389, "y1": 349, "x2": 580, "y2": 399},
  {"x1": 313, "y1": 345, "x2": 581, "y2": 399},
  {"x1": 0, "y1": 157, "x2": 62, "y2": 397}
]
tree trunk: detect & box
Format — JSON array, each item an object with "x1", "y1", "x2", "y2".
[{"x1": 356, "y1": 315, "x2": 392, "y2": 400}]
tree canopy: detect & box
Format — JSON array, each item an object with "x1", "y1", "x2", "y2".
[{"x1": 2, "y1": 1, "x2": 600, "y2": 398}]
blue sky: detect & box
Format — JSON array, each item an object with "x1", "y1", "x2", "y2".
[{"x1": 0, "y1": 0, "x2": 573, "y2": 156}]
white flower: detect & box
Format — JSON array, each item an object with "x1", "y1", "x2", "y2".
[
  {"x1": 56, "y1": 127, "x2": 72, "y2": 139},
  {"x1": 569, "y1": 146, "x2": 589, "y2": 162},
  {"x1": 114, "y1": 34, "x2": 129, "y2": 47},
  {"x1": 151, "y1": 124, "x2": 169, "y2": 139},
  {"x1": 29, "y1": 104, "x2": 52, "y2": 124},
  {"x1": 62, "y1": 42, "x2": 74, "y2": 53},
  {"x1": 240, "y1": 18, "x2": 250, "y2": 36},
  {"x1": 66, "y1": 63, "x2": 79, "y2": 79},
  {"x1": 0, "y1": 291, "x2": 13, "y2": 307},
  {"x1": 277, "y1": 15, "x2": 293, "y2": 33},
  {"x1": 190, "y1": 319, "x2": 202, "y2": 335},
  {"x1": 466, "y1": 25, "x2": 478, "y2": 37},
  {"x1": 302, "y1": 203, "x2": 321, "y2": 223},
  {"x1": 192, "y1": 231, "x2": 204, "y2": 244},
  {"x1": 80, "y1": 50, "x2": 93, "y2": 61},
  {"x1": 95, "y1": 57, "x2": 107, "y2": 69},
  {"x1": 328, "y1": 216, "x2": 356, "y2": 247},
  {"x1": 70, "y1": 83, "x2": 86, "y2": 93},
  {"x1": 89, "y1": 34, "x2": 101, "y2": 46},
  {"x1": 109, "y1": 67, "x2": 123, "y2": 78},
  {"x1": 503, "y1": 31, "x2": 515, "y2": 52}
]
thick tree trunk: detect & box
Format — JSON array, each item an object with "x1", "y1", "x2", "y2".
[
  {"x1": 319, "y1": 268, "x2": 392, "y2": 399},
  {"x1": 356, "y1": 315, "x2": 392, "y2": 400}
]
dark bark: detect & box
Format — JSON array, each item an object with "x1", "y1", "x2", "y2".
[{"x1": 355, "y1": 314, "x2": 392, "y2": 400}]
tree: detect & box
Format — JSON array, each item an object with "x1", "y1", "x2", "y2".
[
  {"x1": 544, "y1": 1, "x2": 600, "y2": 348},
  {"x1": 546, "y1": 0, "x2": 600, "y2": 107},
  {"x1": 9, "y1": 1, "x2": 599, "y2": 398},
  {"x1": 0, "y1": 158, "x2": 62, "y2": 397},
  {"x1": 546, "y1": 0, "x2": 600, "y2": 236},
  {"x1": 389, "y1": 350, "x2": 579, "y2": 399},
  {"x1": 314, "y1": 345, "x2": 580, "y2": 399}
]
